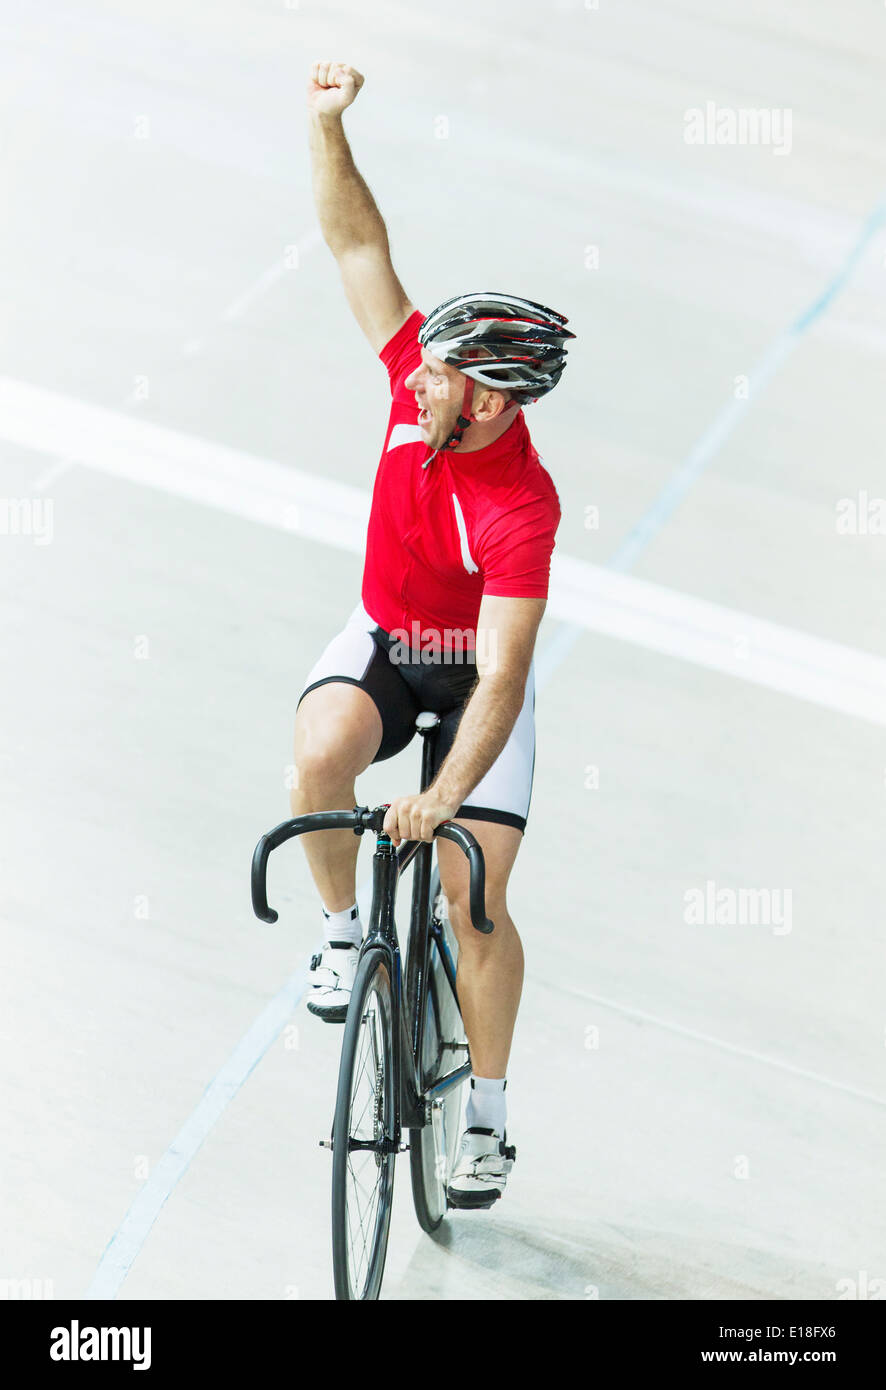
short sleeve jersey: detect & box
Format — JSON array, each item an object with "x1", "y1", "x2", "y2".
[{"x1": 361, "y1": 310, "x2": 561, "y2": 651}]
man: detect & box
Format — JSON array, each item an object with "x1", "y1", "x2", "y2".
[{"x1": 294, "y1": 60, "x2": 573, "y2": 1208}]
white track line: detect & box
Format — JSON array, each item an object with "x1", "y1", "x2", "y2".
[
  {"x1": 535, "y1": 976, "x2": 886, "y2": 1111},
  {"x1": 548, "y1": 555, "x2": 886, "y2": 726},
  {"x1": 537, "y1": 194, "x2": 886, "y2": 676},
  {"x1": 2, "y1": 375, "x2": 884, "y2": 726},
  {"x1": 181, "y1": 227, "x2": 323, "y2": 356},
  {"x1": 221, "y1": 229, "x2": 323, "y2": 323},
  {"x1": 31, "y1": 455, "x2": 78, "y2": 492}
]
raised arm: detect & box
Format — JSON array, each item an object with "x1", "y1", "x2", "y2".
[{"x1": 307, "y1": 62, "x2": 414, "y2": 353}]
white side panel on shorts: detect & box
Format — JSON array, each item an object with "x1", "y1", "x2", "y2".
[{"x1": 461, "y1": 661, "x2": 536, "y2": 821}]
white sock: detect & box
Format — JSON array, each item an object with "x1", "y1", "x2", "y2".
[
  {"x1": 321, "y1": 902, "x2": 362, "y2": 949},
  {"x1": 466, "y1": 1076, "x2": 507, "y2": 1135}
]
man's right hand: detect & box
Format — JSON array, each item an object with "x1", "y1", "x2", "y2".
[
  {"x1": 308, "y1": 61, "x2": 365, "y2": 117},
  {"x1": 307, "y1": 59, "x2": 413, "y2": 353}
]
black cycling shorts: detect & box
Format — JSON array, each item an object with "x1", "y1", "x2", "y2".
[{"x1": 297, "y1": 602, "x2": 535, "y2": 832}]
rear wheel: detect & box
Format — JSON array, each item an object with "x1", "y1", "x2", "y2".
[
  {"x1": 408, "y1": 866, "x2": 469, "y2": 1233},
  {"x1": 331, "y1": 948, "x2": 396, "y2": 1300}
]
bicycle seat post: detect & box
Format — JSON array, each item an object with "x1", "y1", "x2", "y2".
[{"x1": 414, "y1": 711, "x2": 440, "y2": 795}]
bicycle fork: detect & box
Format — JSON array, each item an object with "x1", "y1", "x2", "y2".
[{"x1": 320, "y1": 835, "x2": 423, "y2": 1154}]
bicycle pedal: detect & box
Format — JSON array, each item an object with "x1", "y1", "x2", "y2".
[{"x1": 319, "y1": 1139, "x2": 333, "y2": 1150}]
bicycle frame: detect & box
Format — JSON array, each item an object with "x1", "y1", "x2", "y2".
[
  {"x1": 362, "y1": 721, "x2": 470, "y2": 1140},
  {"x1": 250, "y1": 716, "x2": 492, "y2": 1149}
]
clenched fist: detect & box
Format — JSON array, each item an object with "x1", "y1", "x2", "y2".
[{"x1": 307, "y1": 61, "x2": 365, "y2": 116}]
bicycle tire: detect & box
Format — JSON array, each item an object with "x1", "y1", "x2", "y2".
[
  {"x1": 331, "y1": 947, "x2": 396, "y2": 1300},
  {"x1": 408, "y1": 866, "x2": 468, "y2": 1234}
]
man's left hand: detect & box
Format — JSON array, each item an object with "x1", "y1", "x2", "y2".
[{"x1": 382, "y1": 792, "x2": 458, "y2": 847}]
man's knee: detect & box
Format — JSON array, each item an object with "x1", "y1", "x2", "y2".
[
  {"x1": 438, "y1": 821, "x2": 522, "y2": 943},
  {"x1": 293, "y1": 743, "x2": 352, "y2": 791},
  {"x1": 292, "y1": 684, "x2": 382, "y2": 803},
  {"x1": 445, "y1": 883, "x2": 512, "y2": 950}
]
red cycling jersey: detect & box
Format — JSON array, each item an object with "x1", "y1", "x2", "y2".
[{"x1": 361, "y1": 310, "x2": 561, "y2": 652}]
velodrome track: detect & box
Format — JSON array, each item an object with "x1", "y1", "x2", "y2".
[{"x1": 2, "y1": 0, "x2": 885, "y2": 1300}]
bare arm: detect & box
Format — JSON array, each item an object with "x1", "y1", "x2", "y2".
[
  {"x1": 382, "y1": 596, "x2": 547, "y2": 844},
  {"x1": 429, "y1": 596, "x2": 546, "y2": 810},
  {"x1": 308, "y1": 62, "x2": 414, "y2": 352}
]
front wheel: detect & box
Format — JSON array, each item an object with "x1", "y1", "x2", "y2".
[
  {"x1": 331, "y1": 948, "x2": 396, "y2": 1300},
  {"x1": 408, "y1": 867, "x2": 468, "y2": 1234}
]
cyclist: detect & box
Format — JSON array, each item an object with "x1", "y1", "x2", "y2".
[{"x1": 295, "y1": 61, "x2": 574, "y2": 1209}]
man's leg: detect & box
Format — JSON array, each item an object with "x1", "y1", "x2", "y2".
[
  {"x1": 291, "y1": 681, "x2": 383, "y2": 911},
  {"x1": 435, "y1": 819, "x2": 524, "y2": 1079},
  {"x1": 436, "y1": 818, "x2": 523, "y2": 1205}
]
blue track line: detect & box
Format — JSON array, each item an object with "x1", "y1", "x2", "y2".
[
  {"x1": 536, "y1": 195, "x2": 886, "y2": 684},
  {"x1": 84, "y1": 966, "x2": 309, "y2": 1299}
]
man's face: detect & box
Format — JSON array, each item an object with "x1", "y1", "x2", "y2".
[{"x1": 405, "y1": 349, "x2": 466, "y2": 450}]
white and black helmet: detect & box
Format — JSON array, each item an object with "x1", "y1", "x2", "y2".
[{"x1": 418, "y1": 292, "x2": 575, "y2": 404}]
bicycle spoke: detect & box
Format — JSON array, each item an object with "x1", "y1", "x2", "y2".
[
  {"x1": 346, "y1": 1148, "x2": 374, "y2": 1274},
  {"x1": 332, "y1": 955, "x2": 396, "y2": 1301},
  {"x1": 340, "y1": 981, "x2": 389, "y2": 1298},
  {"x1": 407, "y1": 868, "x2": 471, "y2": 1237},
  {"x1": 350, "y1": 1034, "x2": 375, "y2": 1133},
  {"x1": 346, "y1": 1155, "x2": 380, "y2": 1289},
  {"x1": 348, "y1": 1153, "x2": 383, "y2": 1282},
  {"x1": 346, "y1": 1163, "x2": 371, "y2": 1289},
  {"x1": 348, "y1": 1156, "x2": 381, "y2": 1208}
]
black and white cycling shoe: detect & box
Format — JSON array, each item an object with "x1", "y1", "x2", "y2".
[
  {"x1": 305, "y1": 942, "x2": 360, "y2": 1023},
  {"x1": 446, "y1": 1127, "x2": 516, "y2": 1210}
]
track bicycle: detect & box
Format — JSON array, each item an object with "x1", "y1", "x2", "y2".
[{"x1": 251, "y1": 710, "x2": 494, "y2": 1300}]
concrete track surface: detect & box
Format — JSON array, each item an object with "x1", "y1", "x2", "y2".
[{"x1": 2, "y1": 0, "x2": 885, "y2": 1301}]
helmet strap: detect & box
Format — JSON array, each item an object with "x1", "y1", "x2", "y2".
[
  {"x1": 427, "y1": 378, "x2": 520, "y2": 464},
  {"x1": 439, "y1": 376, "x2": 476, "y2": 452}
]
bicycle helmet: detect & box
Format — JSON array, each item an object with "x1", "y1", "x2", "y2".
[{"x1": 418, "y1": 292, "x2": 575, "y2": 451}]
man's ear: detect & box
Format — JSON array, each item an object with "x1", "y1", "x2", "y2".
[{"x1": 474, "y1": 387, "x2": 512, "y2": 422}]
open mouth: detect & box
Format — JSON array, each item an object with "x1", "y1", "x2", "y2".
[{"x1": 417, "y1": 406, "x2": 432, "y2": 426}]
